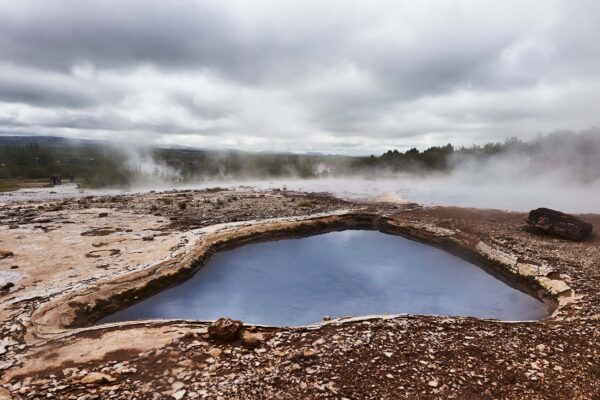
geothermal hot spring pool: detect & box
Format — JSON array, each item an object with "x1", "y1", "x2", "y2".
[{"x1": 101, "y1": 231, "x2": 548, "y2": 326}]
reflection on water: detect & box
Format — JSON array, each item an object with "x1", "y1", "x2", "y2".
[{"x1": 100, "y1": 230, "x2": 548, "y2": 326}]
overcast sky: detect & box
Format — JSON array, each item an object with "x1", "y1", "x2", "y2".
[{"x1": 0, "y1": 0, "x2": 598, "y2": 154}]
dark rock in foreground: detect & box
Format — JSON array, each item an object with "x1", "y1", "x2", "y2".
[
  {"x1": 526, "y1": 207, "x2": 593, "y2": 241},
  {"x1": 0, "y1": 250, "x2": 13, "y2": 259},
  {"x1": 207, "y1": 317, "x2": 242, "y2": 342}
]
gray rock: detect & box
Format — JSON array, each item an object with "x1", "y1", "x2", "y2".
[{"x1": 141, "y1": 232, "x2": 155, "y2": 241}]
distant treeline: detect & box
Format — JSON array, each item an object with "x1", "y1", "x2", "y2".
[
  {"x1": 0, "y1": 139, "x2": 352, "y2": 187},
  {"x1": 154, "y1": 149, "x2": 348, "y2": 180},
  {"x1": 0, "y1": 142, "x2": 133, "y2": 187},
  {"x1": 0, "y1": 130, "x2": 598, "y2": 187},
  {"x1": 353, "y1": 138, "x2": 524, "y2": 173},
  {"x1": 355, "y1": 129, "x2": 600, "y2": 182}
]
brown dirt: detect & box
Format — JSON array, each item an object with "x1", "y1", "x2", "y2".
[{"x1": 0, "y1": 189, "x2": 598, "y2": 399}]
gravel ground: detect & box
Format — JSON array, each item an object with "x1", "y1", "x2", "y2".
[{"x1": 0, "y1": 189, "x2": 598, "y2": 399}]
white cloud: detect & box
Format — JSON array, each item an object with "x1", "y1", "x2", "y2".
[{"x1": 0, "y1": 0, "x2": 598, "y2": 153}]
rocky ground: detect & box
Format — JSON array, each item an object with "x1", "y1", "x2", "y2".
[{"x1": 0, "y1": 188, "x2": 598, "y2": 399}]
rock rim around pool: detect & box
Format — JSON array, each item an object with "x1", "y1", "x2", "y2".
[{"x1": 526, "y1": 207, "x2": 593, "y2": 241}]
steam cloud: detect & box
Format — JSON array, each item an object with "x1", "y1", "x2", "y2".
[
  {"x1": 101, "y1": 129, "x2": 600, "y2": 213},
  {"x1": 1, "y1": 1, "x2": 600, "y2": 152}
]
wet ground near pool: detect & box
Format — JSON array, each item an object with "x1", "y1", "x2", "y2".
[{"x1": 100, "y1": 230, "x2": 548, "y2": 326}]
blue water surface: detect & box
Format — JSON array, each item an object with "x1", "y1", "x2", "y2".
[{"x1": 101, "y1": 230, "x2": 548, "y2": 326}]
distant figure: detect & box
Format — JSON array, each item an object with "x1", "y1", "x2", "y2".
[
  {"x1": 50, "y1": 175, "x2": 62, "y2": 185},
  {"x1": 69, "y1": 174, "x2": 75, "y2": 183}
]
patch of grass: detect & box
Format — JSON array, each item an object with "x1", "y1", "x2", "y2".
[
  {"x1": 0, "y1": 180, "x2": 20, "y2": 192},
  {"x1": 0, "y1": 178, "x2": 52, "y2": 192},
  {"x1": 589, "y1": 366, "x2": 600, "y2": 378},
  {"x1": 297, "y1": 201, "x2": 316, "y2": 208}
]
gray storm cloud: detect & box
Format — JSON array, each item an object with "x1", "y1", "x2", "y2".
[{"x1": 0, "y1": 0, "x2": 599, "y2": 153}]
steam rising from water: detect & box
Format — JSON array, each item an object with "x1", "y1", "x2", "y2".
[
  {"x1": 121, "y1": 130, "x2": 600, "y2": 213},
  {"x1": 122, "y1": 146, "x2": 181, "y2": 185},
  {"x1": 2, "y1": 131, "x2": 600, "y2": 213},
  {"x1": 449, "y1": 130, "x2": 600, "y2": 185}
]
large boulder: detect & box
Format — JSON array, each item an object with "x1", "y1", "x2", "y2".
[
  {"x1": 207, "y1": 318, "x2": 242, "y2": 342},
  {"x1": 526, "y1": 208, "x2": 593, "y2": 241}
]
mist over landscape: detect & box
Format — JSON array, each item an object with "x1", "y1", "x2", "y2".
[{"x1": 2, "y1": 129, "x2": 599, "y2": 212}]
